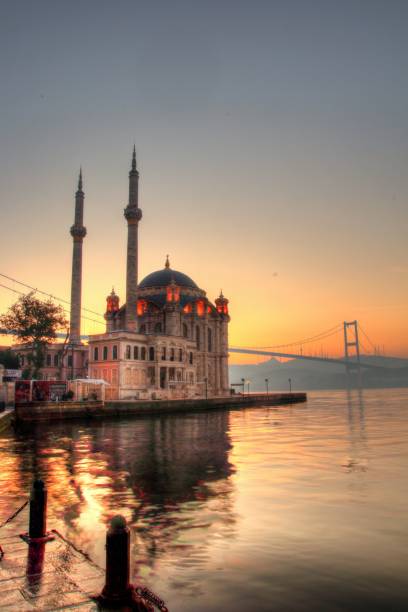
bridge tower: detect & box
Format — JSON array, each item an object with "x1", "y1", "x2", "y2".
[{"x1": 343, "y1": 320, "x2": 361, "y2": 377}]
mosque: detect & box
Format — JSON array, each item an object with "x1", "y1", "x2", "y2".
[{"x1": 16, "y1": 149, "x2": 230, "y2": 400}]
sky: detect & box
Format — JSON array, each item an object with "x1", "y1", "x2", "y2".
[{"x1": 0, "y1": 0, "x2": 407, "y2": 362}]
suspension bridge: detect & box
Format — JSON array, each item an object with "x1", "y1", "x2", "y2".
[{"x1": 0, "y1": 272, "x2": 401, "y2": 373}]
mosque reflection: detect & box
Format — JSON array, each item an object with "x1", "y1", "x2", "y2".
[{"x1": 14, "y1": 412, "x2": 236, "y2": 573}]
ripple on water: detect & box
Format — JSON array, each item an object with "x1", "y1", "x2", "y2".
[{"x1": 0, "y1": 389, "x2": 407, "y2": 611}]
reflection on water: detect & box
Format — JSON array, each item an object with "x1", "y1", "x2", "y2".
[{"x1": 1, "y1": 389, "x2": 408, "y2": 611}]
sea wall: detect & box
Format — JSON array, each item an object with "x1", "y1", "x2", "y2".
[{"x1": 14, "y1": 393, "x2": 307, "y2": 422}]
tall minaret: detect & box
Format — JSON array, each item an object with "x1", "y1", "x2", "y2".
[
  {"x1": 124, "y1": 146, "x2": 142, "y2": 331},
  {"x1": 69, "y1": 169, "x2": 87, "y2": 344}
]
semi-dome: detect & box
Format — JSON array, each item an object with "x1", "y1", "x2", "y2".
[{"x1": 138, "y1": 267, "x2": 198, "y2": 290}]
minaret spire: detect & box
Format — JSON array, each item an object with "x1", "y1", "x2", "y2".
[
  {"x1": 70, "y1": 169, "x2": 87, "y2": 344},
  {"x1": 77, "y1": 167, "x2": 83, "y2": 192},
  {"x1": 131, "y1": 145, "x2": 136, "y2": 171},
  {"x1": 124, "y1": 147, "x2": 142, "y2": 331}
]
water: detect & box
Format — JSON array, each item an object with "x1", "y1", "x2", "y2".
[{"x1": 1, "y1": 389, "x2": 407, "y2": 611}]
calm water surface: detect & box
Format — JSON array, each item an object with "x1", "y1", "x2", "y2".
[{"x1": 1, "y1": 389, "x2": 407, "y2": 611}]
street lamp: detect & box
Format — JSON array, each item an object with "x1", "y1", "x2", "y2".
[
  {"x1": 265, "y1": 378, "x2": 269, "y2": 397},
  {"x1": 247, "y1": 380, "x2": 250, "y2": 395},
  {"x1": 288, "y1": 377, "x2": 292, "y2": 393},
  {"x1": 241, "y1": 378, "x2": 245, "y2": 395}
]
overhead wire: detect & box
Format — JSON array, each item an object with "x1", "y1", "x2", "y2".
[
  {"x1": 0, "y1": 272, "x2": 104, "y2": 319},
  {"x1": 0, "y1": 282, "x2": 105, "y2": 327}
]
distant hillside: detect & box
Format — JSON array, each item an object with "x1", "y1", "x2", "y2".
[{"x1": 229, "y1": 355, "x2": 408, "y2": 391}]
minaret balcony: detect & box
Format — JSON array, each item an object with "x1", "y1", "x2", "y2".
[
  {"x1": 124, "y1": 206, "x2": 142, "y2": 222},
  {"x1": 70, "y1": 225, "x2": 87, "y2": 239}
]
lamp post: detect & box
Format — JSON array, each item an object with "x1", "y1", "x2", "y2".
[
  {"x1": 241, "y1": 378, "x2": 245, "y2": 395},
  {"x1": 288, "y1": 377, "x2": 292, "y2": 393},
  {"x1": 265, "y1": 378, "x2": 269, "y2": 397},
  {"x1": 247, "y1": 380, "x2": 250, "y2": 395}
]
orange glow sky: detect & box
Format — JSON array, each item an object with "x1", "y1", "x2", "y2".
[{"x1": 1, "y1": 2, "x2": 407, "y2": 363}]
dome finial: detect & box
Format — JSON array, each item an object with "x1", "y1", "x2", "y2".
[{"x1": 165, "y1": 254, "x2": 170, "y2": 269}]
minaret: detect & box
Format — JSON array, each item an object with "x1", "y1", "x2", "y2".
[
  {"x1": 69, "y1": 169, "x2": 87, "y2": 344},
  {"x1": 124, "y1": 146, "x2": 142, "y2": 331}
]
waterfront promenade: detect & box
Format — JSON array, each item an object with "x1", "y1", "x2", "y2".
[{"x1": 13, "y1": 392, "x2": 307, "y2": 422}]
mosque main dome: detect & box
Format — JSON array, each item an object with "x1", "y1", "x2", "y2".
[{"x1": 138, "y1": 260, "x2": 199, "y2": 290}]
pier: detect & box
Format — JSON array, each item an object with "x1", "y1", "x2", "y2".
[
  {"x1": 0, "y1": 481, "x2": 155, "y2": 611},
  {"x1": 14, "y1": 392, "x2": 307, "y2": 423}
]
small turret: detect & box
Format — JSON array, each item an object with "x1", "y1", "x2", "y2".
[
  {"x1": 215, "y1": 290, "x2": 229, "y2": 316},
  {"x1": 105, "y1": 288, "x2": 120, "y2": 332},
  {"x1": 106, "y1": 288, "x2": 120, "y2": 314}
]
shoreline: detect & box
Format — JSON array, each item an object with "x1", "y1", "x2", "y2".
[{"x1": 14, "y1": 392, "x2": 307, "y2": 422}]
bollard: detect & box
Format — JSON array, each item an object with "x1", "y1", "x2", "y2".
[
  {"x1": 20, "y1": 480, "x2": 54, "y2": 544},
  {"x1": 26, "y1": 541, "x2": 46, "y2": 595},
  {"x1": 29, "y1": 480, "x2": 47, "y2": 540},
  {"x1": 97, "y1": 516, "x2": 154, "y2": 610},
  {"x1": 99, "y1": 515, "x2": 133, "y2": 605}
]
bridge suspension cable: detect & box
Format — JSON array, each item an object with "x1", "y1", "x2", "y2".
[
  {"x1": 233, "y1": 323, "x2": 343, "y2": 350},
  {"x1": 358, "y1": 323, "x2": 377, "y2": 352}
]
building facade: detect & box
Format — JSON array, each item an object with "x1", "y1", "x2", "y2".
[{"x1": 88, "y1": 149, "x2": 230, "y2": 400}]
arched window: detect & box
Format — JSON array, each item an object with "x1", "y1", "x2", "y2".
[
  {"x1": 54, "y1": 354, "x2": 59, "y2": 367},
  {"x1": 208, "y1": 328, "x2": 212, "y2": 352},
  {"x1": 196, "y1": 326, "x2": 200, "y2": 350},
  {"x1": 141, "y1": 347, "x2": 146, "y2": 360},
  {"x1": 46, "y1": 354, "x2": 51, "y2": 366},
  {"x1": 154, "y1": 322, "x2": 162, "y2": 333},
  {"x1": 170, "y1": 348, "x2": 175, "y2": 362},
  {"x1": 133, "y1": 346, "x2": 139, "y2": 360},
  {"x1": 103, "y1": 346, "x2": 108, "y2": 360},
  {"x1": 94, "y1": 347, "x2": 99, "y2": 361},
  {"x1": 189, "y1": 352, "x2": 193, "y2": 365},
  {"x1": 126, "y1": 345, "x2": 131, "y2": 359},
  {"x1": 149, "y1": 347, "x2": 155, "y2": 361},
  {"x1": 161, "y1": 346, "x2": 166, "y2": 361},
  {"x1": 182, "y1": 323, "x2": 188, "y2": 338},
  {"x1": 139, "y1": 324, "x2": 146, "y2": 334},
  {"x1": 179, "y1": 348, "x2": 183, "y2": 362},
  {"x1": 113, "y1": 345, "x2": 118, "y2": 360}
]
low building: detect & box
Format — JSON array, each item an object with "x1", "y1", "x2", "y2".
[{"x1": 13, "y1": 342, "x2": 87, "y2": 381}]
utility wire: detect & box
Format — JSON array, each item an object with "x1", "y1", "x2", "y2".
[
  {"x1": 0, "y1": 282, "x2": 105, "y2": 327},
  {"x1": 0, "y1": 272, "x2": 105, "y2": 319}
]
